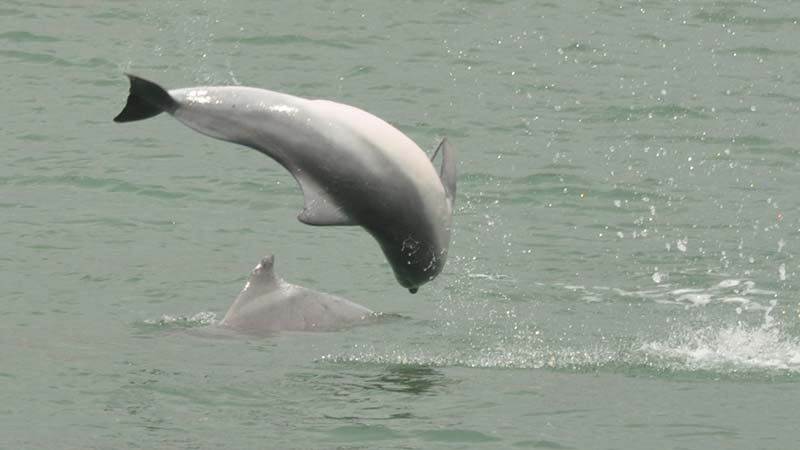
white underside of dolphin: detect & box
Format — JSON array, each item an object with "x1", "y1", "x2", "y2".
[
  {"x1": 218, "y1": 255, "x2": 374, "y2": 333},
  {"x1": 114, "y1": 74, "x2": 456, "y2": 293}
]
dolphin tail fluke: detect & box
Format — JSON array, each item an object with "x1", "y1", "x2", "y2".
[
  {"x1": 113, "y1": 74, "x2": 178, "y2": 123},
  {"x1": 431, "y1": 138, "x2": 457, "y2": 204}
]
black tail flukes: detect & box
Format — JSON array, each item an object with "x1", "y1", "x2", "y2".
[{"x1": 113, "y1": 74, "x2": 178, "y2": 123}]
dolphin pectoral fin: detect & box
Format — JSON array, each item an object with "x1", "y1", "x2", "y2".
[
  {"x1": 298, "y1": 202, "x2": 356, "y2": 226},
  {"x1": 296, "y1": 180, "x2": 357, "y2": 226},
  {"x1": 432, "y1": 138, "x2": 457, "y2": 204}
]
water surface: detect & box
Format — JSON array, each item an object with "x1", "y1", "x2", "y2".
[{"x1": 2, "y1": 1, "x2": 799, "y2": 449}]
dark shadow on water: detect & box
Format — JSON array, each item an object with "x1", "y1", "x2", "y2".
[
  {"x1": 306, "y1": 361, "x2": 453, "y2": 403},
  {"x1": 367, "y1": 364, "x2": 443, "y2": 395},
  {"x1": 335, "y1": 364, "x2": 449, "y2": 397}
]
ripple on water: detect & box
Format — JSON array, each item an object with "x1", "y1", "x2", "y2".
[
  {"x1": 728, "y1": 46, "x2": 797, "y2": 57},
  {"x1": 7, "y1": 174, "x2": 191, "y2": 200},
  {"x1": 584, "y1": 104, "x2": 708, "y2": 123},
  {"x1": 694, "y1": 10, "x2": 800, "y2": 27},
  {"x1": 417, "y1": 428, "x2": 500, "y2": 443},
  {"x1": 0, "y1": 49, "x2": 73, "y2": 67},
  {"x1": 0, "y1": 31, "x2": 57, "y2": 42},
  {"x1": 0, "y1": 8, "x2": 23, "y2": 16},
  {"x1": 215, "y1": 34, "x2": 355, "y2": 50},
  {"x1": 558, "y1": 278, "x2": 777, "y2": 310}
]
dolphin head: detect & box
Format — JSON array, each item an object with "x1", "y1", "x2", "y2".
[{"x1": 385, "y1": 238, "x2": 447, "y2": 295}]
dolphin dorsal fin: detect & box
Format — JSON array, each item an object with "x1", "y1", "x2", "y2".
[
  {"x1": 295, "y1": 176, "x2": 357, "y2": 226},
  {"x1": 226, "y1": 255, "x2": 282, "y2": 314},
  {"x1": 246, "y1": 255, "x2": 280, "y2": 291},
  {"x1": 431, "y1": 138, "x2": 457, "y2": 205}
]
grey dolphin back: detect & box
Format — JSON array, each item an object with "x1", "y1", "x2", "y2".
[
  {"x1": 431, "y1": 138, "x2": 457, "y2": 204},
  {"x1": 220, "y1": 255, "x2": 375, "y2": 333},
  {"x1": 113, "y1": 74, "x2": 178, "y2": 123}
]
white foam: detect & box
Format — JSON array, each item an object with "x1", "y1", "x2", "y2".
[
  {"x1": 715, "y1": 279, "x2": 741, "y2": 289},
  {"x1": 640, "y1": 324, "x2": 800, "y2": 372},
  {"x1": 675, "y1": 292, "x2": 712, "y2": 307},
  {"x1": 573, "y1": 278, "x2": 776, "y2": 310},
  {"x1": 721, "y1": 297, "x2": 750, "y2": 305}
]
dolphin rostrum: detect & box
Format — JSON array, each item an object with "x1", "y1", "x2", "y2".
[{"x1": 114, "y1": 75, "x2": 456, "y2": 293}]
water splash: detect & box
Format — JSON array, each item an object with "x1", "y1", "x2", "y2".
[
  {"x1": 640, "y1": 323, "x2": 800, "y2": 373},
  {"x1": 323, "y1": 274, "x2": 798, "y2": 377},
  {"x1": 321, "y1": 340, "x2": 619, "y2": 371},
  {"x1": 325, "y1": 320, "x2": 800, "y2": 376},
  {"x1": 638, "y1": 298, "x2": 800, "y2": 373},
  {"x1": 144, "y1": 311, "x2": 218, "y2": 327}
]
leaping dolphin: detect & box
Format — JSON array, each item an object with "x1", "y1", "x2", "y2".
[
  {"x1": 114, "y1": 75, "x2": 456, "y2": 293},
  {"x1": 219, "y1": 255, "x2": 374, "y2": 333}
]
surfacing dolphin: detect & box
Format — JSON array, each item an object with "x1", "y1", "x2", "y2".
[
  {"x1": 219, "y1": 255, "x2": 374, "y2": 333},
  {"x1": 114, "y1": 75, "x2": 456, "y2": 293}
]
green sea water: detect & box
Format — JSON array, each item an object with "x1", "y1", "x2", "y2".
[{"x1": 2, "y1": 0, "x2": 800, "y2": 449}]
